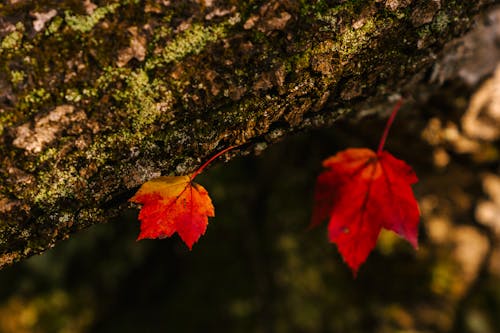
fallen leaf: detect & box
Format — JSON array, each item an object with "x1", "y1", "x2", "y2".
[
  {"x1": 129, "y1": 175, "x2": 214, "y2": 249},
  {"x1": 312, "y1": 148, "x2": 420, "y2": 275}
]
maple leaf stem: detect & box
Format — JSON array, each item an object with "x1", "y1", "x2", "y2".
[
  {"x1": 376, "y1": 99, "x2": 403, "y2": 156},
  {"x1": 190, "y1": 145, "x2": 238, "y2": 180}
]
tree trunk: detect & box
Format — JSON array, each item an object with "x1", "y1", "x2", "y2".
[{"x1": 0, "y1": 0, "x2": 496, "y2": 267}]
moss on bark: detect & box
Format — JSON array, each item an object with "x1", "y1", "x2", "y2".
[{"x1": 0, "y1": 0, "x2": 494, "y2": 267}]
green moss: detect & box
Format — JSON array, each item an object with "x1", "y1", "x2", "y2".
[
  {"x1": 53, "y1": 65, "x2": 174, "y2": 174},
  {"x1": 110, "y1": 72, "x2": 158, "y2": 114},
  {"x1": 95, "y1": 66, "x2": 130, "y2": 89},
  {"x1": 145, "y1": 17, "x2": 239, "y2": 70},
  {"x1": 64, "y1": 15, "x2": 243, "y2": 170},
  {"x1": 316, "y1": 12, "x2": 339, "y2": 31},
  {"x1": 293, "y1": 50, "x2": 312, "y2": 72},
  {"x1": 417, "y1": 25, "x2": 432, "y2": 39},
  {"x1": 10, "y1": 70, "x2": 25, "y2": 85},
  {"x1": 64, "y1": 3, "x2": 121, "y2": 33},
  {"x1": 432, "y1": 11, "x2": 450, "y2": 32},
  {"x1": 150, "y1": 23, "x2": 174, "y2": 45},
  {"x1": 311, "y1": 3, "x2": 400, "y2": 65},
  {"x1": 57, "y1": 211, "x2": 73, "y2": 225},
  {"x1": 335, "y1": 18, "x2": 378, "y2": 58},
  {"x1": 38, "y1": 148, "x2": 59, "y2": 164},
  {"x1": 19, "y1": 88, "x2": 52, "y2": 113},
  {"x1": 0, "y1": 109, "x2": 15, "y2": 136},
  {"x1": 45, "y1": 16, "x2": 63, "y2": 36},
  {"x1": 113, "y1": 70, "x2": 174, "y2": 131},
  {"x1": 80, "y1": 125, "x2": 155, "y2": 182},
  {"x1": 77, "y1": 207, "x2": 105, "y2": 223},
  {"x1": 0, "y1": 23, "x2": 24, "y2": 53},
  {"x1": 33, "y1": 167, "x2": 80, "y2": 205},
  {"x1": 135, "y1": 77, "x2": 173, "y2": 129},
  {"x1": 64, "y1": 89, "x2": 82, "y2": 102}
]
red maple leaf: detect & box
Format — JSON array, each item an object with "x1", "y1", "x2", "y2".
[
  {"x1": 129, "y1": 146, "x2": 235, "y2": 249},
  {"x1": 311, "y1": 101, "x2": 420, "y2": 275}
]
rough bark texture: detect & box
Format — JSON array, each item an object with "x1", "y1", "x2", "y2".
[{"x1": 0, "y1": 0, "x2": 496, "y2": 267}]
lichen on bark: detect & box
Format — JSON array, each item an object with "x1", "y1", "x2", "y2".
[{"x1": 0, "y1": 0, "x2": 494, "y2": 267}]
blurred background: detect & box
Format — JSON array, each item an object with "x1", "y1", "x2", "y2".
[{"x1": 1, "y1": 5, "x2": 500, "y2": 333}]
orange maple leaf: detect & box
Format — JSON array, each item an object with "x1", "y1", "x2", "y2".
[
  {"x1": 130, "y1": 146, "x2": 234, "y2": 249},
  {"x1": 129, "y1": 176, "x2": 214, "y2": 249}
]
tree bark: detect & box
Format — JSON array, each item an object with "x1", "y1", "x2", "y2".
[{"x1": 0, "y1": 0, "x2": 496, "y2": 267}]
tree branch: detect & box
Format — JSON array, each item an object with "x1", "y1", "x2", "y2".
[{"x1": 0, "y1": 0, "x2": 495, "y2": 267}]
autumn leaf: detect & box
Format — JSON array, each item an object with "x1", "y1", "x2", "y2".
[
  {"x1": 130, "y1": 146, "x2": 235, "y2": 249},
  {"x1": 129, "y1": 176, "x2": 214, "y2": 249},
  {"x1": 311, "y1": 100, "x2": 420, "y2": 275}
]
